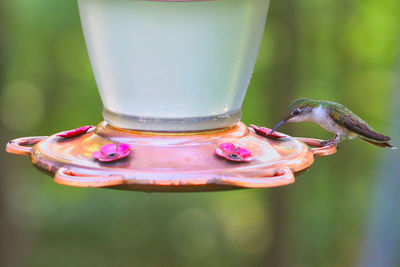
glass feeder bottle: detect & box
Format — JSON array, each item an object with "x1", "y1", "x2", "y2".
[{"x1": 78, "y1": 0, "x2": 270, "y2": 131}]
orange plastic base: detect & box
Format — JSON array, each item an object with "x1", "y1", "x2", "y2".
[{"x1": 6, "y1": 122, "x2": 336, "y2": 192}]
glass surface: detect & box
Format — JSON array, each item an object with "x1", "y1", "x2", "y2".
[{"x1": 78, "y1": 0, "x2": 270, "y2": 131}]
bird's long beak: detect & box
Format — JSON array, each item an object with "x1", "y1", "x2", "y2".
[{"x1": 269, "y1": 120, "x2": 287, "y2": 134}]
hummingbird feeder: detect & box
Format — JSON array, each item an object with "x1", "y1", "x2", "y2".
[{"x1": 6, "y1": 0, "x2": 336, "y2": 192}]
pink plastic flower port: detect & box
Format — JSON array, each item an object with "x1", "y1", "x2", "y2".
[
  {"x1": 57, "y1": 125, "x2": 94, "y2": 139},
  {"x1": 215, "y1": 143, "x2": 254, "y2": 162},
  {"x1": 250, "y1": 124, "x2": 285, "y2": 139},
  {"x1": 92, "y1": 143, "x2": 131, "y2": 162}
]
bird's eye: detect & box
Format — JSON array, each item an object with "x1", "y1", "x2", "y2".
[{"x1": 293, "y1": 109, "x2": 301, "y2": 115}]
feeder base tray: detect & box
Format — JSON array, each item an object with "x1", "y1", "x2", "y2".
[{"x1": 6, "y1": 122, "x2": 336, "y2": 192}]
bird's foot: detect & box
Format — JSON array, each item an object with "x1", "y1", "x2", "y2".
[
  {"x1": 320, "y1": 135, "x2": 341, "y2": 149},
  {"x1": 320, "y1": 139, "x2": 339, "y2": 148}
]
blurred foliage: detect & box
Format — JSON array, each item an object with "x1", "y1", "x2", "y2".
[{"x1": 1, "y1": 0, "x2": 399, "y2": 266}]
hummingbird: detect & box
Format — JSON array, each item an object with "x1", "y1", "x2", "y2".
[{"x1": 270, "y1": 98, "x2": 397, "y2": 149}]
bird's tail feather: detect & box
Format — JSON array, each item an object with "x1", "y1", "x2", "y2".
[{"x1": 358, "y1": 136, "x2": 398, "y2": 149}]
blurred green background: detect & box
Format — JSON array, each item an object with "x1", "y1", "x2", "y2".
[{"x1": 1, "y1": 0, "x2": 399, "y2": 266}]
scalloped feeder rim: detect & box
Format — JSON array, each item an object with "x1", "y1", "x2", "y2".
[{"x1": 6, "y1": 122, "x2": 336, "y2": 192}]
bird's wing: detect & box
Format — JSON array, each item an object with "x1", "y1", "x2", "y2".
[{"x1": 329, "y1": 108, "x2": 391, "y2": 141}]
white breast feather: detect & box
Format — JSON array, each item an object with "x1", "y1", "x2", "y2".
[{"x1": 312, "y1": 105, "x2": 347, "y2": 136}]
